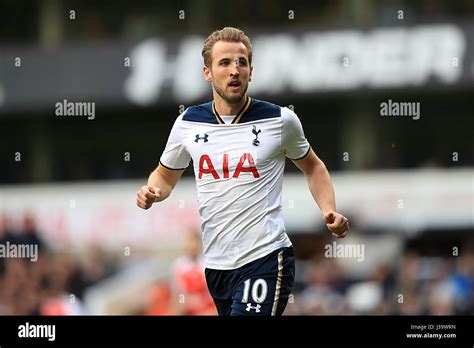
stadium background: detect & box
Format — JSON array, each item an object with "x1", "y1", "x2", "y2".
[{"x1": 0, "y1": 0, "x2": 473, "y2": 315}]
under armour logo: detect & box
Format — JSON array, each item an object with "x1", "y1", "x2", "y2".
[
  {"x1": 245, "y1": 303, "x2": 261, "y2": 313},
  {"x1": 252, "y1": 126, "x2": 261, "y2": 146},
  {"x1": 195, "y1": 133, "x2": 209, "y2": 143}
]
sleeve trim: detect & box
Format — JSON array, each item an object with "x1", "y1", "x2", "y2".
[
  {"x1": 288, "y1": 146, "x2": 311, "y2": 161},
  {"x1": 159, "y1": 161, "x2": 188, "y2": 171}
]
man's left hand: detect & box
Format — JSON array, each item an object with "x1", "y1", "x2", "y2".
[{"x1": 323, "y1": 211, "x2": 349, "y2": 238}]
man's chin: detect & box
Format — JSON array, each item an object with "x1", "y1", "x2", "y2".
[
  {"x1": 213, "y1": 83, "x2": 247, "y2": 105},
  {"x1": 224, "y1": 91, "x2": 246, "y2": 104}
]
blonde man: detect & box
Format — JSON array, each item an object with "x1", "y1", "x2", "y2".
[{"x1": 137, "y1": 27, "x2": 349, "y2": 316}]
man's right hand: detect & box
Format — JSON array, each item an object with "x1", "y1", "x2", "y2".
[{"x1": 136, "y1": 185, "x2": 162, "y2": 210}]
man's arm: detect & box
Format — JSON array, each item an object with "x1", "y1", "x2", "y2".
[
  {"x1": 292, "y1": 149, "x2": 349, "y2": 238},
  {"x1": 136, "y1": 164, "x2": 185, "y2": 209}
]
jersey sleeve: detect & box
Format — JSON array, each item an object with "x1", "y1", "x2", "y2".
[
  {"x1": 281, "y1": 107, "x2": 311, "y2": 160},
  {"x1": 159, "y1": 112, "x2": 191, "y2": 170}
]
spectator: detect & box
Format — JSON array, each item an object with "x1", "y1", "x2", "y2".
[{"x1": 170, "y1": 231, "x2": 216, "y2": 315}]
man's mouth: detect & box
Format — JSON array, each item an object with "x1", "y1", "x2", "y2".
[{"x1": 228, "y1": 80, "x2": 241, "y2": 89}]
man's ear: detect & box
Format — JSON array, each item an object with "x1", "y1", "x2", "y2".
[
  {"x1": 203, "y1": 65, "x2": 212, "y2": 82},
  {"x1": 249, "y1": 66, "x2": 253, "y2": 82}
]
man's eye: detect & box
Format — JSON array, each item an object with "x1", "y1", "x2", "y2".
[
  {"x1": 221, "y1": 61, "x2": 229, "y2": 66},
  {"x1": 239, "y1": 60, "x2": 248, "y2": 66}
]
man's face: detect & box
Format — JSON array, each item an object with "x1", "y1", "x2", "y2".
[{"x1": 204, "y1": 41, "x2": 252, "y2": 105}]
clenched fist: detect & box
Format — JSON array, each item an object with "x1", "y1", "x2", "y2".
[
  {"x1": 136, "y1": 185, "x2": 162, "y2": 210},
  {"x1": 323, "y1": 211, "x2": 349, "y2": 238}
]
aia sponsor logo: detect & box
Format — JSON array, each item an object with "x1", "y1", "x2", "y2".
[{"x1": 198, "y1": 153, "x2": 260, "y2": 179}]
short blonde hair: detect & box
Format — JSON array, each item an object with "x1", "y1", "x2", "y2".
[{"x1": 202, "y1": 27, "x2": 253, "y2": 67}]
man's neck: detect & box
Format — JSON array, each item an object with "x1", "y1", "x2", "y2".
[{"x1": 213, "y1": 94, "x2": 247, "y2": 115}]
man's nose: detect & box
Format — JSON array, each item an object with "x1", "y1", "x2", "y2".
[
  {"x1": 230, "y1": 67, "x2": 239, "y2": 77},
  {"x1": 230, "y1": 60, "x2": 240, "y2": 76}
]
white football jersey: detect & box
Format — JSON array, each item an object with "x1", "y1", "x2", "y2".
[{"x1": 160, "y1": 97, "x2": 310, "y2": 269}]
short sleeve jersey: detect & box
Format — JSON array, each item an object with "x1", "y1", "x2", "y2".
[{"x1": 160, "y1": 97, "x2": 310, "y2": 269}]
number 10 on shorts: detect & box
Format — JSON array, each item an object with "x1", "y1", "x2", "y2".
[{"x1": 241, "y1": 278, "x2": 268, "y2": 303}]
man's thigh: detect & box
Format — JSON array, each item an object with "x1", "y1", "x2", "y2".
[
  {"x1": 205, "y1": 268, "x2": 234, "y2": 316},
  {"x1": 230, "y1": 247, "x2": 295, "y2": 316}
]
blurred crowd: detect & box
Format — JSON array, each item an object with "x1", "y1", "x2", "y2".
[
  {"x1": 0, "y1": 214, "x2": 115, "y2": 315},
  {"x1": 286, "y1": 248, "x2": 474, "y2": 315},
  {"x1": 1, "y1": 214, "x2": 472, "y2": 315}
]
